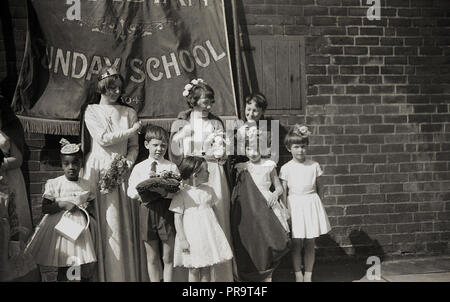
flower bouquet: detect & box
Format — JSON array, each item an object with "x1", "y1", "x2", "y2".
[
  {"x1": 204, "y1": 130, "x2": 229, "y2": 165},
  {"x1": 99, "y1": 153, "x2": 131, "y2": 194},
  {"x1": 136, "y1": 170, "x2": 182, "y2": 205}
]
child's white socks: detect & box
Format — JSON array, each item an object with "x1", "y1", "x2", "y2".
[
  {"x1": 304, "y1": 271, "x2": 312, "y2": 282},
  {"x1": 295, "y1": 271, "x2": 304, "y2": 282}
]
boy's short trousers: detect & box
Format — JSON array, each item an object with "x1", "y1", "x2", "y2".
[{"x1": 140, "y1": 198, "x2": 174, "y2": 242}]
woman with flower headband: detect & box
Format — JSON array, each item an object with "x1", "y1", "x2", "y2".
[
  {"x1": 169, "y1": 79, "x2": 234, "y2": 282},
  {"x1": 279, "y1": 124, "x2": 331, "y2": 282},
  {"x1": 80, "y1": 66, "x2": 142, "y2": 282}
]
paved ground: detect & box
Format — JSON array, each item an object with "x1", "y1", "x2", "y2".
[
  {"x1": 37, "y1": 255, "x2": 450, "y2": 282},
  {"x1": 273, "y1": 255, "x2": 450, "y2": 282}
]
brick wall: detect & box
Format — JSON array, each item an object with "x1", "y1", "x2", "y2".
[{"x1": 1, "y1": 0, "x2": 449, "y2": 260}]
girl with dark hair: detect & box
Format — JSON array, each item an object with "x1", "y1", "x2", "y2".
[
  {"x1": 169, "y1": 79, "x2": 234, "y2": 282},
  {"x1": 169, "y1": 156, "x2": 233, "y2": 282},
  {"x1": 26, "y1": 139, "x2": 96, "y2": 282},
  {"x1": 80, "y1": 66, "x2": 142, "y2": 282},
  {"x1": 280, "y1": 124, "x2": 331, "y2": 282}
]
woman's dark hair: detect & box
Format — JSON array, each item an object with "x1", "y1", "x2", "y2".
[
  {"x1": 79, "y1": 67, "x2": 131, "y2": 160},
  {"x1": 245, "y1": 93, "x2": 268, "y2": 111},
  {"x1": 178, "y1": 156, "x2": 206, "y2": 180},
  {"x1": 186, "y1": 82, "x2": 215, "y2": 108},
  {"x1": 96, "y1": 66, "x2": 124, "y2": 95}
]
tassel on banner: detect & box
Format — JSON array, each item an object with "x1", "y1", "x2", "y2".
[
  {"x1": 17, "y1": 115, "x2": 81, "y2": 136},
  {"x1": 17, "y1": 116, "x2": 239, "y2": 136}
]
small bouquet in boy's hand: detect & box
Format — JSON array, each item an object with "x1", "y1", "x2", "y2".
[
  {"x1": 136, "y1": 170, "x2": 182, "y2": 205},
  {"x1": 99, "y1": 153, "x2": 131, "y2": 194}
]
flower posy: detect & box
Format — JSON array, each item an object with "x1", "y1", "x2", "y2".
[
  {"x1": 292, "y1": 124, "x2": 311, "y2": 137},
  {"x1": 99, "y1": 153, "x2": 130, "y2": 194}
]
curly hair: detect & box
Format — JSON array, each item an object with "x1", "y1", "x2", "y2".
[{"x1": 185, "y1": 82, "x2": 215, "y2": 108}]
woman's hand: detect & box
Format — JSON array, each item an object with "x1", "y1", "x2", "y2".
[
  {"x1": 180, "y1": 239, "x2": 190, "y2": 254},
  {"x1": 179, "y1": 124, "x2": 193, "y2": 138},
  {"x1": 0, "y1": 131, "x2": 10, "y2": 154},
  {"x1": 132, "y1": 121, "x2": 143, "y2": 134},
  {"x1": 126, "y1": 159, "x2": 134, "y2": 169}
]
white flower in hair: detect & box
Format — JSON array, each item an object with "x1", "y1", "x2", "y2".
[
  {"x1": 191, "y1": 79, "x2": 199, "y2": 85},
  {"x1": 182, "y1": 90, "x2": 189, "y2": 97},
  {"x1": 184, "y1": 83, "x2": 193, "y2": 90},
  {"x1": 292, "y1": 124, "x2": 311, "y2": 137},
  {"x1": 299, "y1": 126, "x2": 308, "y2": 134}
]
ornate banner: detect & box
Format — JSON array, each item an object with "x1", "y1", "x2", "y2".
[{"x1": 12, "y1": 0, "x2": 238, "y2": 134}]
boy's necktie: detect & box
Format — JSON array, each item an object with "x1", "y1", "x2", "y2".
[{"x1": 151, "y1": 161, "x2": 157, "y2": 173}]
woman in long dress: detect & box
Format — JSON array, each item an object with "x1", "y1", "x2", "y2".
[
  {"x1": 170, "y1": 79, "x2": 234, "y2": 282},
  {"x1": 0, "y1": 100, "x2": 33, "y2": 238},
  {"x1": 80, "y1": 67, "x2": 142, "y2": 281}
]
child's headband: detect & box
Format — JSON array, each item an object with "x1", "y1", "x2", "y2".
[
  {"x1": 292, "y1": 124, "x2": 311, "y2": 138},
  {"x1": 99, "y1": 67, "x2": 119, "y2": 81},
  {"x1": 60, "y1": 138, "x2": 81, "y2": 155}
]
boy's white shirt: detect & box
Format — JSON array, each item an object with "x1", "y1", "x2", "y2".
[{"x1": 127, "y1": 156, "x2": 179, "y2": 200}]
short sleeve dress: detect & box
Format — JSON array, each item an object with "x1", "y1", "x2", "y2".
[
  {"x1": 235, "y1": 159, "x2": 290, "y2": 232},
  {"x1": 279, "y1": 159, "x2": 331, "y2": 239},
  {"x1": 25, "y1": 176, "x2": 96, "y2": 267},
  {"x1": 169, "y1": 184, "x2": 233, "y2": 269}
]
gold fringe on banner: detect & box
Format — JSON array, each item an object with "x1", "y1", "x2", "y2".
[
  {"x1": 17, "y1": 115, "x2": 239, "y2": 136},
  {"x1": 17, "y1": 115, "x2": 80, "y2": 136}
]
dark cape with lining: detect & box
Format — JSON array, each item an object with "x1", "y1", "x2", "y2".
[{"x1": 231, "y1": 169, "x2": 291, "y2": 281}]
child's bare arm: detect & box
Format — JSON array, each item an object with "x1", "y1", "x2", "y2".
[
  {"x1": 174, "y1": 213, "x2": 189, "y2": 252},
  {"x1": 281, "y1": 180, "x2": 288, "y2": 207},
  {"x1": 270, "y1": 168, "x2": 284, "y2": 198},
  {"x1": 316, "y1": 175, "x2": 324, "y2": 200}
]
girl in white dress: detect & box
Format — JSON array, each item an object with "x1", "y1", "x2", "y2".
[
  {"x1": 26, "y1": 139, "x2": 96, "y2": 281},
  {"x1": 169, "y1": 156, "x2": 233, "y2": 282},
  {"x1": 80, "y1": 67, "x2": 142, "y2": 281},
  {"x1": 170, "y1": 79, "x2": 233, "y2": 281},
  {"x1": 279, "y1": 124, "x2": 331, "y2": 282}
]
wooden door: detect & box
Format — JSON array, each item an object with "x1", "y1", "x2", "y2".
[{"x1": 241, "y1": 35, "x2": 306, "y2": 114}]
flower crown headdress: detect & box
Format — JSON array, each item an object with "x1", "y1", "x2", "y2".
[
  {"x1": 99, "y1": 67, "x2": 119, "y2": 81},
  {"x1": 60, "y1": 138, "x2": 81, "y2": 155},
  {"x1": 292, "y1": 124, "x2": 311, "y2": 138},
  {"x1": 182, "y1": 78, "x2": 207, "y2": 97}
]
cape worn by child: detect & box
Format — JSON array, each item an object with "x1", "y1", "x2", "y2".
[{"x1": 230, "y1": 169, "x2": 291, "y2": 282}]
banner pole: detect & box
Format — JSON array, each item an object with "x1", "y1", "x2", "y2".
[{"x1": 231, "y1": 0, "x2": 245, "y2": 120}]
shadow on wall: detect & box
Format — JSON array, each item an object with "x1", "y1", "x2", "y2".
[{"x1": 273, "y1": 230, "x2": 385, "y2": 282}]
